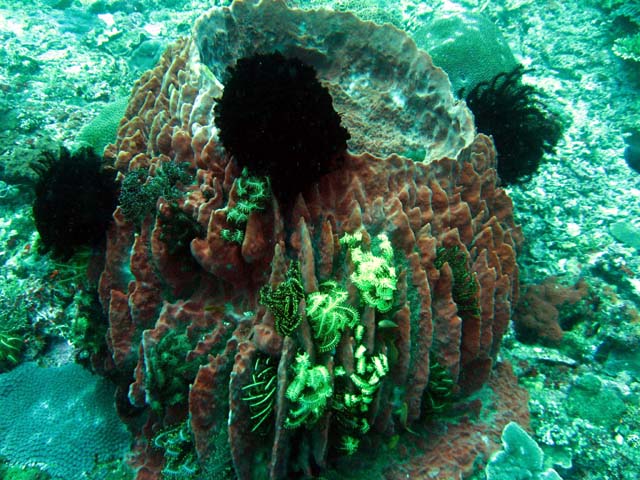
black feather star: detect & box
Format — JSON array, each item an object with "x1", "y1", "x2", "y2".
[
  {"x1": 31, "y1": 146, "x2": 118, "y2": 258},
  {"x1": 214, "y1": 52, "x2": 350, "y2": 203},
  {"x1": 463, "y1": 66, "x2": 564, "y2": 184}
]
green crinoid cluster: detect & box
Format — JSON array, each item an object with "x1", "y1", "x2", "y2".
[
  {"x1": 306, "y1": 281, "x2": 359, "y2": 352},
  {"x1": 145, "y1": 329, "x2": 207, "y2": 412},
  {"x1": 434, "y1": 245, "x2": 480, "y2": 317},
  {"x1": 119, "y1": 160, "x2": 192, "y2": 226},
  {"x1": 153, "y1": 420, "x2": 199, "y2": 479},
  {"x1": 284, "y1": 352, "x2": 333, "y2": 429},
  {"x1": 340, "y1": 231, "x2": 397, "y2": 313},
  {"x1": 221, "y1": 167, "x2": 270, "y2": 244},
  {"x1": 0, "y1": 331, "x2": 23, "y2": 370},
  {"x1": 259, "y1": 260, "x2": 305, "y2": 336},
  {"x1": 422, "y1": 355, "x2": 456, "y2": 417},
  {"x1": 255, "y1": 230, "x2": 396, "y2": 454},
  {"x1": 243, "y1": 354, "x2": 278, "y2": 434},
  {"x1": 332, "y1": 323, "x2": 389, "y2": 453}
]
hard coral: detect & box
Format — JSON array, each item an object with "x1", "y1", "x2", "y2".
[
  {"x1": 413, "y1": 11, "x2": 519, "y2": 95},
  {"x1": 98, "y1": 2, "x2": 525, "y2": 479},
  {"x1": 0, "y1": 362, "x2": 130, "y2": 480},
  {"x1": 214, "y1": 52, "x2": 350, "y2": 202},
  {"x1": 31, "y1": 146, "x2": 118, "y2": 257}
]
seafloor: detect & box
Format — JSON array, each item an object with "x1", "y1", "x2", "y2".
[{"x1": 0, "y1": 1, "x2": 639, "y2": 479}]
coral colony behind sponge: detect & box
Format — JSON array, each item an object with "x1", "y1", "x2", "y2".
[
  {"x1": 31, "y1": 146, "x2": 118, "y2": 258},
  {"x1": 214, "y1": 52, "x2": 350, "y2": 202}
]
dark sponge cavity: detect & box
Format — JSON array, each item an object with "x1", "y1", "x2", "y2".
[
  {"x1": 214, "y1": 52, "x2": 350, "y2": 202},
  {"x1": 31, "y1": 146, "x2": 118, "y2": 257}
]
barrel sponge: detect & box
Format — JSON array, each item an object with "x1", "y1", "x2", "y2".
[
  {"x1": 0, "y1": 362, "x2": 131, "y2": 480},
  {"x1": 412, "y1": 11, "x2": 518, "y2": 95}
]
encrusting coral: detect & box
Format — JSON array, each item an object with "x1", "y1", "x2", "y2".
[{"x1": 97, "y1": 1, "x2": 527, "y2": 478}]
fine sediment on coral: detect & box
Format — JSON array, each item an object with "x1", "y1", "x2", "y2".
[{"x1": 98, "y1": 1, "x2": 525, "y2": 479}]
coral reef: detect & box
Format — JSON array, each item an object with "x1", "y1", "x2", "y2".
[{"x1": 97, "y1": 1, "x2": 524, "y2": 479}]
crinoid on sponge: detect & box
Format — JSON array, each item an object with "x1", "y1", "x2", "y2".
[
  {"x1": 259, "y1": 260, "x2": 305, "y2": 336},
  {"x1": 242, "y1": 354, "x2": 278, "y2": 434},
  {"x1": 31, "y1": 146, "x2": 118, "y2": 257},
  {"x1": 306, "y1": 281, "x2": 359, "y2": 352},
  {"x1": 214, "y1": 51, "x2": 350, "y2": 202},
  {"x1": 464, "y1": 66, "x2": 564, "y2": 183},
  {"x1": 341, "y1": 231, "x2": 398, "y2": 313},
  {"x1": 153, "y1": 421, "x2": 200, "y2": 478},
  {"x1": 284, "y1": 352, "x2": 333, "y2": 429}
]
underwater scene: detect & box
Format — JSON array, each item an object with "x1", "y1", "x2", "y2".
[{"x1": 1, "y1": 0, "x2": 639, "y2": 479}]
